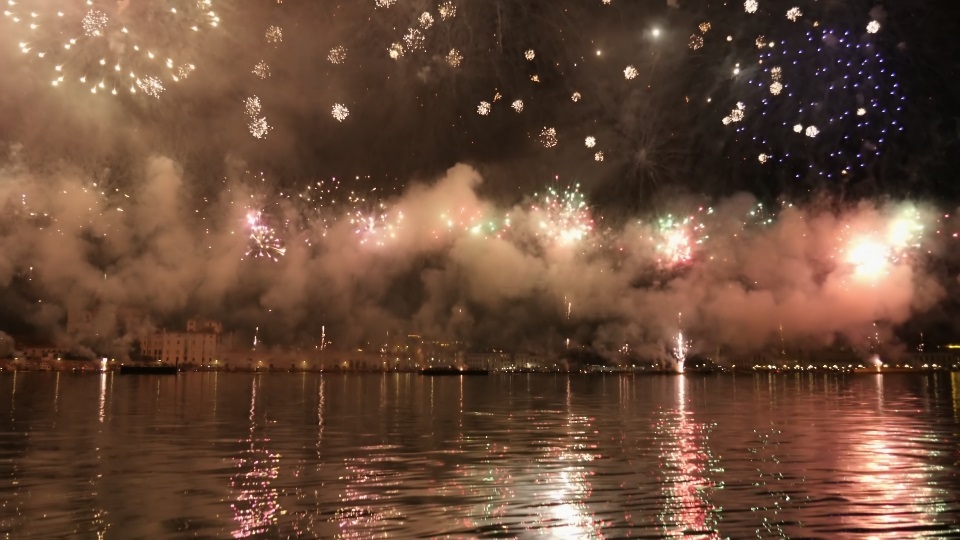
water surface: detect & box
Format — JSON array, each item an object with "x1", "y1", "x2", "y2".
[{"x1": 1, "y1": 372, "x2": 959, "y2": 538}]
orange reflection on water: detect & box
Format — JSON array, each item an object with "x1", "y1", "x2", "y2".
[
  {"x1": 657, "y1": 376, "x2": 721, "y2": 538},
  {"x1": 231, "y1": 377, "x2": 282, "y2": 539}
]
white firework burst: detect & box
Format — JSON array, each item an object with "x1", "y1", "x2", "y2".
[{"x1": 332, "y1": 103, "x2": 349, "y2": 122}]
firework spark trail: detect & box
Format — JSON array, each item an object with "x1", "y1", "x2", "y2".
[{"x1": 4, "y1": 0, "x2": 219, "y2": 97}]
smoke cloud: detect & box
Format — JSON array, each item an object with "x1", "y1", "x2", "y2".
[{"x1": 0, "y1": 157, "x2": 949, "y2": 361}]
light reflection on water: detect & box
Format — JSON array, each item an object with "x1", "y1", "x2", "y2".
[{"x1": 0, "y1": 372, "x2": 959, "y2": 538}]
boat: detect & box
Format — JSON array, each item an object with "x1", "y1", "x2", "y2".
[
  {"x1": 420, "y1": 367, "x2": 489, "y2": 376},
  {"x1": 119, "y1": 364, "x2": 179, "y2": 375}
]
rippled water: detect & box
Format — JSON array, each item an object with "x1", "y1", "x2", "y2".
[{"x1": 1, "y1": 372, "x2": 959, "y2": 539}]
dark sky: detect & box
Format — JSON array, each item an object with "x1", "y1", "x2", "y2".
[{"x1": 1, "y1": 0, "x2": 959, "y2": 358}]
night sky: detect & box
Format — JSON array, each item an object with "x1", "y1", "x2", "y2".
[{"x1": 1, "y1": 0, "x2": 959, "y2": 360}]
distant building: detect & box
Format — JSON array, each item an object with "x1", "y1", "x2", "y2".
[{"x1": 140, "y1": 318, "x2": 222, "y2": 366}]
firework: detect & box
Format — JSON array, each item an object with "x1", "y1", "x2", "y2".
[
  {"x1": 786, "y1": 7, "x2": 802, "y2": 22},
  {"x1": 248, "y1": 117, "x2": 272, "y2": 139},
  {"x1": 438, "y1": 1, "x2": 457, "y2": 20},
  {"x1": 530, "y1": 183, "x2": 593, "y2": 246},
  {"x1": 265, "y1": 25, "x2": 282, "y2": 44},
  {"x1": 5, "y1": 0, "x2": 219, "y2": 97},
  {"x1": 328, "y1": 46, "x2": 347, "y2": 64},
  {"x1": 331, "y1": 104, "x2": 349, "y2": 122},
  {"x1": 689, "y1": 35, "x2": 705, "y2": 50},
  {"x1": 867, "y1": 20, "x2": 881, "y2": 34},
  {"x1": 539, "y1": 127, "x2": 558, "y2": 148},
  {"x1": 418, "y1": 12, "x2": 434, "y2": 29},
  {"x1": 624, "y1": 66, "x2": 638, "y2": 80},
  {"x1": 445, "y1": 49, "x2": 462, "y2": 67},
  {"x1": 511, "y1": 100, "x2": 524, "y2": 113},
  {"x1": 744, "y1": 0, "x2": 758, "y2": 14},
  {"x1": 245, "y1": 211, "x2": 286, "y2": 262},
  {"x1": 585, "y1": 136, "x2": 596, "y2": 148},
  {"x1": 252, "y1": 60, "x2": 270, "y2": 79},
  {"x1": 524, "y1": 49, "x2": 536, "y2": 61},
  {"x1": 347, "y1": 193, "x2": 403, "y2": 247},
  {"x1": 375, "y1": 0, "x2": 397, "y2": 8},
  {"x1": 403, "y1": 28, "x2": 425, "y2": 51},
  {"x1": 388, "y1": 43, "x2": 404, "y2": 59},
  {"x1": 477, "y1": 101, "x2": 491, "y2": 116},
  {"x1": 594, "y1": 151, "x2": 604, "y2": 162},
  {"x1": 722, "y1": 102, "x2": 745, "y2": 125},
  {"x1": 571, "y1": 92, "x2": 582, "y2": 102}
]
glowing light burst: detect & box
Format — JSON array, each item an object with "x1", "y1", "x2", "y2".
[
  {"x1": 594, "y1": 151, "x2": 604, "y2": 162},
  {"x1": 438, "y1": 1, "x2": 456, "y2": 20},
  {"x1": 418, "y1": 12, "x2": 434, "y2": 29},
  {"x1": 847, "y1": 238, "x2": 890, "y2": 279},
  {"x1": 511, "y1": 99, "x2": 523, "y2": 112},
  {"x1": 744, "y1": 0, "x2": 758, "y2": 14},
  {"x1": 524, "y1": 49, "x2": 535, "y2": 61},
  {"x1": 531, "y1": 184, "x2": 594, "y2": 246},
  {"x1": 866, "y1": 20, "x2": 881, "y2": 34},
  {"x1": 654, "y1": 212, "x2": 708, "y2": 268},
  {"x1": 375, "y1": 0, "x2": 397, "y2": 8},
  {"x1": 5, "y1": 0, "x2": 220, "y2": 97},
  {"x1": 624, "y1": 65, "x2": 638, "y2": 80},
  {"x1": 730, "y1": 26, "x2": 906, "y2": 182},
  {"x1": 477, "y1": 101, "x2": 491, "y2": 116},
  {"x1": 82, "y1": 10, "x2": 108, "y2": 37},
  {"x1": 403, "y1": 28, "x2": 425, "y2": 51},
  {"x1": 331, "y1": 103, "x2": 349, "y2": 122},
  {"x1": 328, "y1": 46, "x2": 347, "y2": 64},
  {"x1": 845, "y1": 207, "x2": 926, "y2": 280},
  {"x1": 673, "y1": 329, "x2": 691, "y2": 373},
  {"x1": 245, "y1": 211, "x2": 286, "y2": 261},
  {"x1": 442, "y1": 48, "x2": 461, "y2": 67},
  {"x1": 786, "y1": 7, "x2": 802, "y2": 22},
  {"x1": 540, "y1": 127, "x2": 558, "y2": 148},
  {"x1": 571, "y1": 92, "x2": 582, "y2": 102},
  {"x1": 264, "y1": 25, "x2": 282, "y2": 44},
  {"x1": 585, "y1": 136, "x2": 596, "y2": 148},
  {"x1": 388, "y1": 43, "x2": 404, "y2": 59},
  {"x1": 347, "y1": 194, "x2": 403, "y2": 247},
  {"x1": 689, "y1": 34, "x2": 704, "y2": 50},
  {"x1": 252, "y1": 60, "x2": 270, "y2": 79},
  {"x1": 722, "y1": 102, "x2": 745, "y2": 125}
]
